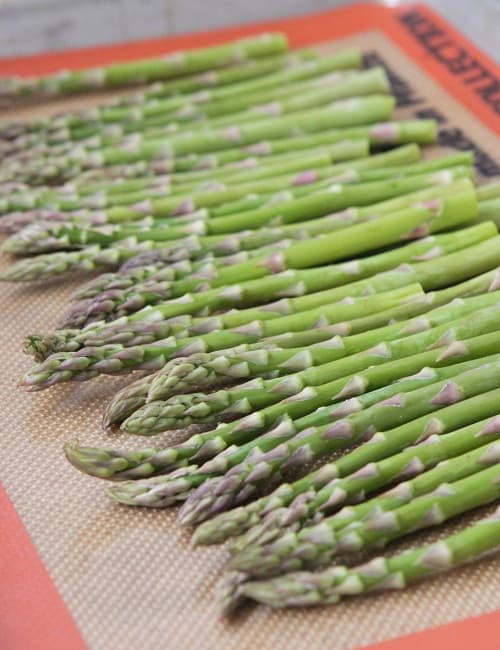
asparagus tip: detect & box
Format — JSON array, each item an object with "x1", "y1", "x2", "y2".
[
  {"x1": 216, "y1": 571, "x2": 250, "y2": 615},
  {"x1": 63, "y1": 440, "x2": 128, "y2": 478},
  {"x1": 23, "y1": 335, "x2": 52, "y2": 362}
]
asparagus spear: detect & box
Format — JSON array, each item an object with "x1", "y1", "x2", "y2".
[
  {"x1": 8, "y1": 168, "x2": 455, "y2": 256},
  {"x1": 21, "y1": 284, "x2": 423, "y2": 390},
  {"x1": 315, "y1": 422, "x2": 500, "y2": 531},
  {"x1": 0, "y1": 138, "x2": 374, "y2": 217},
  {"x1": 47, "y1": 216, "x2": 496, "y2": 368},
  {"x1": 23, "y1": 237, "x2": 500, "y2": 378},
  {"x1": 103, "y1": 356, "x2": 244, "y2": 430},
  {"x1": 101, "y1": 283, "x2": 500, "y2": 423},
  {"x1": 228, "y1": 416, "x2": 500, "y2": 551},
  {"x1": 7, "y1": 96, "x2": 396, "y2": 180},
  {"x1": 101, "y1": 285, "x2": 500, "y2": 428},
  {"x1": 476, "y1": 197, "x2": 500, "y2": 229},
  {"x1": 54, "y1": 224, "x2": 500, "y2": 349},
  {"x1": 1, "y1": 94, "x2": 394, "y2": 173},
  {"x1": 3, "y1": 145, "x2": 435, "y2": 248},
  {"x1": 6, "y1": 180, "x2": 475, "y2": 294},
  {"x1": 192, "y1": 388, "x2": 500, "y2": 546},
  {"x1": 0, "y1": 118, "x2": 434, "y2": 187},
  {"x1": 123, "y1": 308, "x2": 500, "y2": 435},
  {"x1": 118, "y1": 67, "x2": 389, "y2": 127},
  {"x1": 7, "y1": 161, "x2": 471, "y2": 264},
  {"x1": 3, "y1": 118, "x2": 434, "y2": 193},
  {"x1": 179, "y1": 352, "x2": 498, "y2": 524},
  {"x1": 66, "y1": 352, "x2": 500, "y2": 484},
  {"x1": 0, "y1": 232, "x2": 288, "y2": 282},
  {"x1": 64, "y1": 178, "x2": 476, "y2": 302},
  {"x1": 0, "y1": 138, "x2": 372, "y2": 219},
  {"x1": 11, "y1": 67, "x2": 387, "y2": 152},
  {"x1": 9, "y1": 69, "x2": 389, "y2": 164},
  {"x1": 0, "y1": 148, "x2": 421, "y2": 235},
  {"x1": 231, "y1": 506, "x2": 500, "y2": 610},
  {"x1": 22, "y1": 260, "x2": 500, "y2": 393},
  {"x1": 5, "y1": 172, "x2": 472, "y2": 293},
  {"x1": 129, "y1": 48, "x2": 357, "y2": 103},
  {"x1": 55, "y1": 262, "x2": 422, "y2": 335},
  {"x1": 106, "y1": 350, "x2": 500, "y2": 507},
  {"x1": 176, "y1": 119, "x2": 437, "y2": 172},
  {"x1": 0, "y1": 33, "x2": 289, "y2": 98},
  {"x1": 476, "y1": 181, "x2": 500, "y2": 202},
  {"x1": 0, "y1": 48, "x2": 347, "y2": 136},
  {"x1": 229, "y1": 463, "x2": 500, "y2": 577},
  {"x1": 99, "y1": 186, "x2": 480, "y2": 280}
]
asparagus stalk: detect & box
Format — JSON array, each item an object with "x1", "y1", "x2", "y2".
[
  {"x1": 0, "y1": 138, "x2": 371, "y2": 219},
  {"x1": 106, "y1": 349, "x2": 500, "y2": 507},
  {"x1": 13, "y1": 118, "x2": 438, "y2": 189},
  {"x1": 8, "y1": 51, "x2": 320, "y2": 132},
  {"x1": 174, "y1": 345, "x2": 500, "y2": 524},
  {"x1": 176, "y1": 119, "x2": 437, "y2": 172},
  {"x1": 0, "y1": 233, "x2": 288, "y2": 283},
  {"x1": 202, "y1": 189, "x2": 476, "y2": 282},
  {"x1": 0, "y1": 242, "x2": 162, "y2": 283},
  {"x1": 476, "y1": 197, "x2": 500, "y2": 229},
  {"x1": 0, "y1": 48, "x2": 344, "y2": 137},
  {"x1": 12, "y1": 67, "x2": 387, "y2": 151},
  {"x1": 64, "y1": 178, "x2": 476, "y2": 302},
  {"x1": 229, "y1": 463, "x2": 500, "y2": 577},
  {"x1": 0, "y1": 138, "x2": 373, "y2": 216},
  {"x1": 6, "y1": 181, "x2": 475, "y2": 292},
  {"x1": 314, "y1": 423, "x2": 500, "y2": 532},
  {"x1": 135, "y1": 48, "x2": 358, "y2": 103},
  {"x1": 56, "y1": 260, "x2": 424, "y2": 333},
  {"x1": 476, "y1": 181, "x2": 500, "y2": 202},
  {"x1": 17, "y1": 162, "x2": 473, "y2": 261},
  {"x1": 21, "y1": 284, "x2": 423, "y2": 390},
  {"x1": 4, "y1": 146, "x2": 438, "y2": 244},
  {"x1": 187, "y1": 386, "x2": 500, "y2": 545},
  {"x1": 103, "y1": 356, "x2": 248, "y2": 430},
  {"x1": 100, "y1": 280, "x2": 500, "y2": 429},
  {"x1": 228, "y1": 416, "x2": 500, "y2": 552},
  {"x1": 9, "y1": 69, "x2": 388, "y2": 164},
  {"x1": 3, "y1": 166, "x2": 470, "y2": 277},
  {"x1": 1, "y1": 94, "x2": 394, "y2": 177},
  {"x1": 23, "y1": 260, "x2": 500, "y2": 394},
  {"x1": 122, "y1": 307, "x2": 500, "y2": 436},
  {"x1": 3, "y1": 144, "x2": 432, "y2": 246},
  {"x1": 0, "y1": 178, "x2": 467, "y2": 282},
  {"x1": 131, "y1": 67, "x2": 390, "y2": 126},
  {"x1": 66, "y1": 350, "x2": 500, "y2": 485},
  {"x1": 9, "y1": 96, "x2": 396, "y2": 178},
  {"x1": 0, "y1": 117, "x2": 432, "y2": 188},
  {"x1": 22, "y1": 242, "x2": 500, "y2": 377},
  {"x1": 149, "y1": 146, "x2": 455, "y2": 198},
  {"x1": 232, "y1": 506, "x2": 500, "y2": 610},
  {"x1": 52, "y1": 222, "x2": 499, "y2": 346},
  {"x1": 101, "y1": 283, "x2": 500, "y2": 428},
  {"x1": 0, "y1": 33, "x2": 289, "y2": 98}
]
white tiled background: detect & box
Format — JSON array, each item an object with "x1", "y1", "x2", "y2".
[{"x1": 0, "y1": 0, "x2": 498, "y2": 60}]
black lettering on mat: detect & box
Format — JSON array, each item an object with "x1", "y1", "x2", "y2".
[
  {"x1": 399, "y1": 9, "x2": 500, "y2": 116},
  {"x1": 364, "y1": 51, "x2": 500, "y2": 176}
]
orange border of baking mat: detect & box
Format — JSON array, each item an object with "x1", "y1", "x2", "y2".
[
  {"x1": 1, "y1": 4, "x2": 499, "y2": 649},
  {"x1": 0, "y1": 485, "x2": 86, "y2": 650}
]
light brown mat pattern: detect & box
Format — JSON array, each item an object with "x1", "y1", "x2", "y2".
[{"x1": 1, "y1": 33, "x2": 499, "y2": 650}]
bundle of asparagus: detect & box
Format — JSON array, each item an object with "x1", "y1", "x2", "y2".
[{"x1": 1, "y1": 32, "x2": 499, "y2": 615}]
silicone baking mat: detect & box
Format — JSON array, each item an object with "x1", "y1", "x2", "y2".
[{"x1": 1, "y1": 4, "x2": 499, "y2": 649}]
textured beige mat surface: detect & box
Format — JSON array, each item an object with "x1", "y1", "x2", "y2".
[{"x1": 1, "y1": 32, "x2": 499, "y2": 650}]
